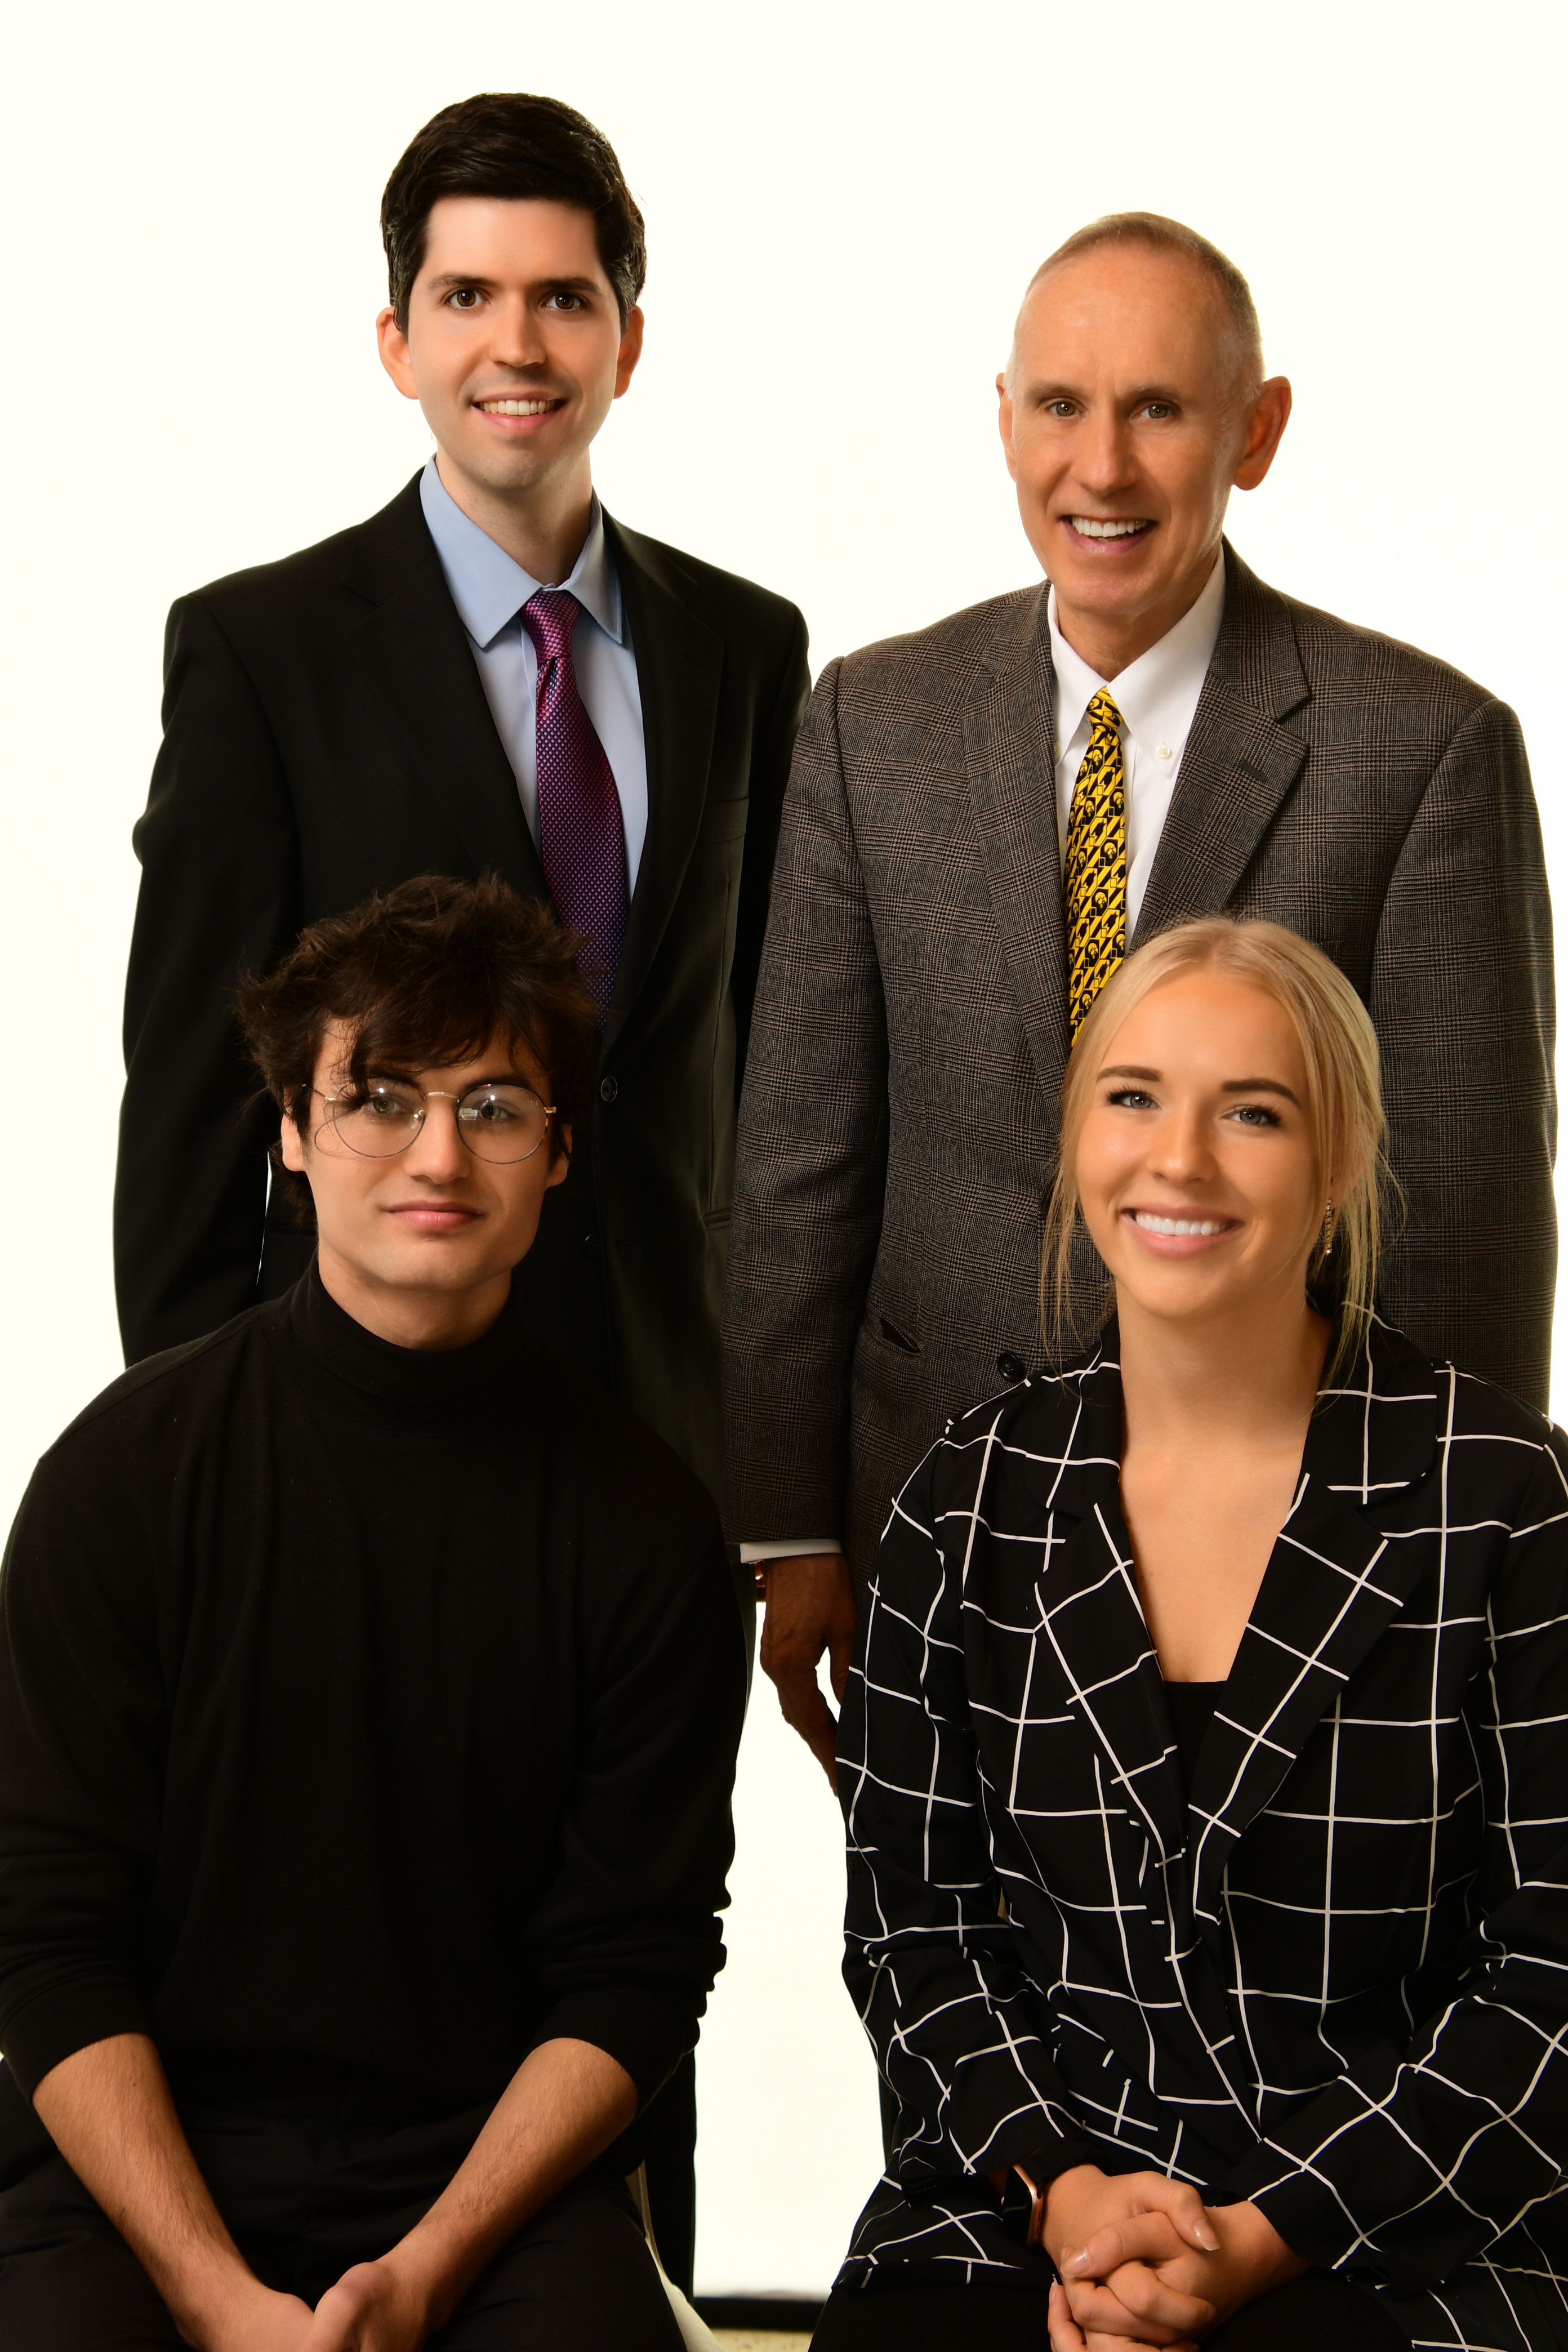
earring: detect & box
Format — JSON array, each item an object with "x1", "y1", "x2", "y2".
[{"x1": 1321, "y1": 1201, "x2": 1336, "y2": 1258}]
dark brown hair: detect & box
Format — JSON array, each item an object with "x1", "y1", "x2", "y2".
[
  {"x1": 381, "y1": 93, "x2": 647, "y2": 332},
  {"x1": 236, "y1": 874, "x2": 598, "y2": 1166}
]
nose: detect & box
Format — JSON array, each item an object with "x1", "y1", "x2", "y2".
[
  {"x1": 489, "y1": 292, "x2": 547, "y2": 372},
  {"x1": 404, "y1": 1097, "x2": 470, "y2": 1182},
  {"x1": 1071, "y1": 408, "x2": 1138, "y2": 501},
  {"x1": 1148, "y1": 1101, "x2": 1214, "y2": 1185}
]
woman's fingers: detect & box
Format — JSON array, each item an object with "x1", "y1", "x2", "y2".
[
  {"x1": 1061, "y1": 2213, "x2": 1190, "y2": 2279},
  {"x1": 1126, "y1": 2174, "x2": 1219, "y2": 2252},
  {"x1": 1063, "y1": 2268, "x2": 1215, "y2": 2343},
  {"x1": 1048, "y1": 2280, "x2": 1089, "y2": 2350}
]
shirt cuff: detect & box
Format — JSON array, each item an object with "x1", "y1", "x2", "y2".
[
  {"x1": 1, "y1": 1977, "x2": 155, "y2": 2100},
  {"x1": 739, "y1": 1538, "x2": 844, "y2": 1562}
]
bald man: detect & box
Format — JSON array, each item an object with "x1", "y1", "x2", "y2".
[{"x1": 722, "y1": 212, "x2": 1554, "y2": 1775}]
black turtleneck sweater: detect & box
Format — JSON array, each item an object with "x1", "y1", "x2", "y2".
[{"x1": 0, "y1": 1269, "x2": 745, "y2": 2117}]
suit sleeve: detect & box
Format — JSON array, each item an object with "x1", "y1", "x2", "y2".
[
  {"x1": 721, "y1": 658, "x2": 890, "y2": 1542},
  {"x1": 838, "y1": 1453, "x2": 1093, "y2": 2184},
  {"x1": 1368, "y1": 697, "x2": 1555, "y2": 1408},
  {"x1": 730, "y1": 603, "x2": 810, "y2": 1087},
  {"x1": 1225, "y1": 1436, "x2": 1568, "y2": 2295},
  {"x1": 114, "y1": 595, "x2": 302, "y2": 1364}
]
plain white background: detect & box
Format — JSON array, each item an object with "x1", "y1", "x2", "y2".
[{"x1": 2, "y1": 0, "x2": 1565, "y2": 2300}]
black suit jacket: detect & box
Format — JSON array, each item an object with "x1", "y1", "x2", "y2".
[{"x1": 114, "y1": 474, "x2": 810, "y2": 1499}]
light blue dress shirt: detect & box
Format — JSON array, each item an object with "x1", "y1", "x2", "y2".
[{"x1": 418, "y1": 457, "x2": 649, "y2": 888}]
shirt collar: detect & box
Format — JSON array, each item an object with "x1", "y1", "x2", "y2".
[
  {"x1": 418, "y1": 456, "x2": 624, "y2": 652},
  {"x1": 1048, "y1": 546, "x2": 1226, "y2": 764}
]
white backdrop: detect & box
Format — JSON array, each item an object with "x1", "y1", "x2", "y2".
[{"x1": 2, "y1": 0, "x2": 1565, "y2": 2300}]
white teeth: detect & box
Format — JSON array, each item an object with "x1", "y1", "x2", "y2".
[
  {"x1": 1133, "y1": 1212, "x2": 1226, "y2": 1237},
  {"x1": 1071, "y1": 516, "x2": 1150, "y2": 538},
  {"x1": 480, "y1": 399, "x2": 554, "y2": 416}
]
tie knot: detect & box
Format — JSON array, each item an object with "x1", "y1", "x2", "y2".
[
  {"x1": 520, "y1": 589, "x2": 581, "y2": 665},
  {"x1": 1087, "y1": 688, "x2": 1122, "y2": 732}
]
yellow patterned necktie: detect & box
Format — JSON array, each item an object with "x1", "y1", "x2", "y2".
[{"x1": 1064, "y1": 688, "x2": 1127, "y2": 1041}]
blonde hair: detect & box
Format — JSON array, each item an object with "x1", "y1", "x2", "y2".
[{"x1": 1043, "y1": 919, "x2": 1392, "y2": 1383}]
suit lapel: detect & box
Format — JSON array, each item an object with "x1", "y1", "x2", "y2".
[
  {"x1": 1132, "y1": 546, "x2": 1312, "y2": 946},
  {"x1": 600, "y1": 516, "x2": 723, "y2": 1060},
  {"x1": 963, "y1": 589, "x2": 1071, "y2": 1104},
  {"x1": 1023, "y1": 1339, "x2": 1188, "y2": 1872},
  {"x1": 341, "y1": 477, "x2": 547, "y2": 899},
  {"x1": 1188, "y1": 1323, "x2": 1440, "y2": 1928}
]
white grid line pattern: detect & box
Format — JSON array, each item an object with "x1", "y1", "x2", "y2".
[{"x1": 833, "y1": 1320, "x2": 1568, "y2": 2351}]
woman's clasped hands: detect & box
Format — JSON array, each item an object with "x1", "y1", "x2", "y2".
[{"x1": 1035, "y1": 2164, "x2": 1306, "y2": 2351}]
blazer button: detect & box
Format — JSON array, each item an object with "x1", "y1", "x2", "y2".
[
  {"x1": 600, "y1": 1076, "x2": 618, "y2": 1102},
  {"x1": 996, "y1": 1351, "x2": 1026, "y2": 1384}
]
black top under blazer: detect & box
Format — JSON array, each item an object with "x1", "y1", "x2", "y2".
[
  {"x1": 835, "y1": 1320, "x2": 1568, "y2": 2352},
  {"x1": 113, "y1": 475, "x2": 810, "y2": 1500}
]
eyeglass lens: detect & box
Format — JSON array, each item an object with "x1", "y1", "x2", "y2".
[{"x1": 324, "y1": 1082, "x2": 550, "y2": 1164}]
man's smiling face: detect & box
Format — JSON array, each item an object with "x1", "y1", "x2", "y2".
[
  {"x1": 997, "y1": 242, "x2": 1290, "y2": 674},
  {"x1": 377, "y1": 194, "x2": 643, "y2": 514}
]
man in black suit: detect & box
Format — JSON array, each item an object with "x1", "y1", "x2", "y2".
[{"x1": 112, "y1": 91, "x2": 809, "y2": 2292}]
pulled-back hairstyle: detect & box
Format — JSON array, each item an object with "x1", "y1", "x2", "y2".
[
  {"x1": 237, "y1": 874, "x2": 598, "y2": 1169},
  {"x1": 1043, "y1": 919, "x2": 1392, "y2": 1384},
  {"x1": 381, "y1": 92, "x2": 647, "y2": 331}
]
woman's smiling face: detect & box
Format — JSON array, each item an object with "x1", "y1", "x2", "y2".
[{"x1": 1073, "y1": 969, "x2": 1328, "y2": 1330}]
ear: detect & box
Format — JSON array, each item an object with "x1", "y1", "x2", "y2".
[
  {"x1": 376, "y1": 306, "x2": 420, "y2": 401},
  {"x1": 279, "y1": 1101, "x2": 309, "y2": 1175},
  {"x1": 996, "y1": 373, "x2": 1020, "y2": 482},
  {"x1": 546, "y1": 1125, "x2": 573, "y2": 1188},
  {"x1": 1233, "y1": 375, "x2": 1292, "y2": 492},
  {"x1": 613, "y1": 305, "x2": 645, "y2": 399}
]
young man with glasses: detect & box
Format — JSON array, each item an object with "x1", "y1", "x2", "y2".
[{"x1": 0, "y1": 876, "x2": 743, "y2": 2351}]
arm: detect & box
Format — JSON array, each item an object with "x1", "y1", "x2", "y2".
[
  {"x1": 522, "y1": 1504, "x2": 746, "y2": 2113},
  {"x1": 1369, "y1": 697, "x2": 1555, "y2": 1406},
  {"x1": 299, "y1": 2038, "x2": 636, "y2": 2349},
  {"x1": 721, "y1": 657, "x2": 890, "y2": 1753},
  {"x1": 1218, "y1": 1437, "x2": 1568, "y2": 2295},
  {"x1": 841, "y1": 1455, "x2": 1113, "y2": 2182},
  {"x1": 33, "y1": 2033, "x2": 314, "y2": 2350},
  {"x1": 115, "y1": 593, "x2": 302, "y2": 1363},
  {"x1": 730, "y1": 601, "x2": 810, "y2": 1082}
]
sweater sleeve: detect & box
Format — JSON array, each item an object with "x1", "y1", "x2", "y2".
[
  {"x1": 838, "y1": 1449, "x2": 1094, "y2": 2185},
  {"x1": 0, "y1": 1437, "x2": 165, "y2": 2096},
  {"x1": 1223, "y1": 1437, "x2": 1568, "y2": 2294},
  {"x1": 522, "y1": 1498, "x2": 746, "y2": 2105}
]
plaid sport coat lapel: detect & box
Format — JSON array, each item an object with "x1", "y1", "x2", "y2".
[
  {"x1": 1187, "y1": 1321, "x2": 1440, "y2": 1932},
  {"x1": 962, "y1": 586, "x2": 1071, "y2": 1103},
  {"x1": 1133, "y1": 546, "x2": 1313, "y2": 946}
]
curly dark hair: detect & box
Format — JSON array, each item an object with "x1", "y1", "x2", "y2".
[
  {"x1": 235, "y1": 874, "x2": 598, "y2": 1168},
  {"x1": 381, "y1": 93, "x2": 647, "y2": 332}
]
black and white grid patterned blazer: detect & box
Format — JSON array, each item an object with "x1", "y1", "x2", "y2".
[{"x1": 835, "y1": 1318, "x2": 1568, "y2": 2352}]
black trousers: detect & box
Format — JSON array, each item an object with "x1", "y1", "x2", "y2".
[
  {"x1": 812, "y1": 2268, "x2": 1410, "y2": 2349},
  {"x1": 0, "y1": 2089, "x2": 683, "y2": 2351}
]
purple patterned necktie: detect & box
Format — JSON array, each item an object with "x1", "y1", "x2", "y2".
[{"x1": 520, "y1": 589, "x2": 629, "y2": 1011}]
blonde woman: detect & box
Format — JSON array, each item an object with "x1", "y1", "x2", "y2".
[{"x1": 815, "y1": 920, "x2": 1568, "y2": 2352}]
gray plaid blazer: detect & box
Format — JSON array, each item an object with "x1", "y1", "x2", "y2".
[
  {"x1": 832, "y1": 1319, "x2": 1568, "y2": 2351},
  {"x1": 721, "y1": 549, "x2": 1556, "y2": 1575}
]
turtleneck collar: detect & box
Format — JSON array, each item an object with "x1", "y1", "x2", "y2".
[{"x1": 280, "y1": 1258, "x2": 535, "y2": 1410}]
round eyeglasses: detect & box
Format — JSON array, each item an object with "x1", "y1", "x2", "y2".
[{"x1": 311, "y1": 1080, "x2": 556, "y2": 1165}]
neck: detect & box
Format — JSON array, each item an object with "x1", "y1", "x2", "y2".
[
  {"x1": 1115, "y1": 1280, "x2": 1330, "y2": 1455},
  {"x1": 434, "y1": 448, "x2": 594, "y2": 583},
  {"x1": 1054, "y1": 541, "x2": 1220, "y2": 682},
  {"x1": 315, "y1": 1247, "x2": 513, "y2": 1353}
]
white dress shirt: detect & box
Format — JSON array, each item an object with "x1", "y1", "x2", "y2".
[
  {"x1": 742, "y1": 552, "x2": 1226, "y2": 1565},
  {"x1": 1049, "y1": 546, "x2": 1225, "y2": 934},
  {"x1": 419, "y1": 457, "x2": 648, "y2": 887}
]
